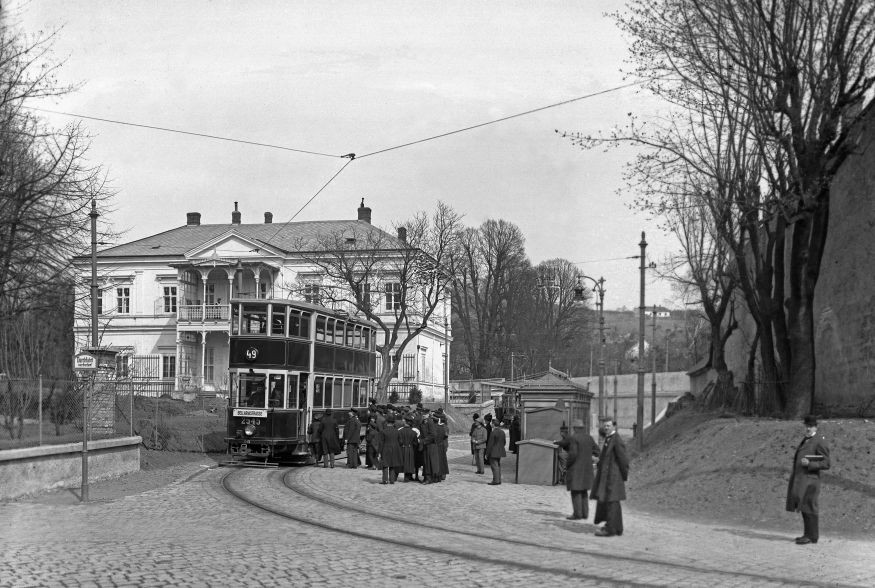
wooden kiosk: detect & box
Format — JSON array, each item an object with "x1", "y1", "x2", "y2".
[{"x1": 512, "y1": 369, "x2": 594, "y2": 486}]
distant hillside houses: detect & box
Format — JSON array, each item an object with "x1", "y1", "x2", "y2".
[{"x1": 644, "y1": 306, "x2": 672, "y2": 318}]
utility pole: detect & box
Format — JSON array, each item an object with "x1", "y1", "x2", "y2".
[
  {"x1": 651, "y1": 304, "x2": 657, "y2": 427},
  {"x1": 637, "y1": 232, "x2": 648, "y2": 453},
  {"x1": 83, "y1": 199, "x2": 99, "y2": 503},
  {"x1": 574, "y1": 276, "x2": 606, "y2": 420},
  {"x1": 613, "y1": 358, "x2": 618, "y2": 424}
]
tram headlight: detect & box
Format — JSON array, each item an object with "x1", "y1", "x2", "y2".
[{"x1": 244, "y1": 424, "x2": 256, "y2": 436}]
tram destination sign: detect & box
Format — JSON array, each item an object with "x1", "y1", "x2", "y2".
[
  {"x1": 233, "y1": 408, "x2": 268, "y2": 418},
  {"x1": 73, "y1": 353, "x2": 98, "y2": 371}
]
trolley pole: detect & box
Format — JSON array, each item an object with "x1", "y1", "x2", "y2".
[
  {"x1": 637, "y1": 233, "x2": 647, "y2": 453},
  {"x1": 651, "y1": 305, "x2": 657, "y2": 427}
]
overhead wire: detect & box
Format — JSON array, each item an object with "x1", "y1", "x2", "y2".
[{"x1": 27, "y1": 107, "x2": 343, "y2": 158}]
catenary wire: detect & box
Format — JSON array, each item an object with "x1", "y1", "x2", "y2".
[
  {"x1": 27, "y1": 107, "x2": 343, "y2": 158},
  {"x1": 354, "y1": 79, "x2": 648, "y2": 159},
  {"x1": 261, "y1": 157, "x2": 356, "y2": 247}
]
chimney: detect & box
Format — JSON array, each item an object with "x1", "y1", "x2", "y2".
[
  {"x1": 264, "y1": 212, "x2": 273, "y2": 224},
  {"x1": 397, "y1": 227, "x2": 407, "y2": 242},
  {"x1": 232, "y1": 202, "x2": 241, "y2": 225},
  {"x1": 186, "y1": 212, "x2": 201, "y2": 226},
  {"x1": 357, "y1": 198, "x2": 372, "y2": 224}
]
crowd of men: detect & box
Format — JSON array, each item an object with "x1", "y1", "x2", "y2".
[{"x1": 310, "y1": 401, "x2": 451, "y2": 484}]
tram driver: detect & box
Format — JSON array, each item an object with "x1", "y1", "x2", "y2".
[{"x1": 247, "y1": 384, "x2": 266, "y2": 407}]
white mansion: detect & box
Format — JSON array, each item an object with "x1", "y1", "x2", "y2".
[{"x1": 73, "y1": 201, "x2": 451, "y2": 401}]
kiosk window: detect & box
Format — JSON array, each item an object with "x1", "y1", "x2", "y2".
[{"x1": 271, "y1": 305, "x2": 286, "y2": 336}]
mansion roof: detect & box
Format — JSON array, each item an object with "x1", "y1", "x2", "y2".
[{"x1": 86, "y1": 219, "x2": 400, "y2": 259}]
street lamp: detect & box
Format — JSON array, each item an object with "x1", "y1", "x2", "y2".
[
  {"x1": 634, "y1": 232, "x2": 656, "y2": 452},
  {"x1": 574, "y1": 275, "x2": 606, "y2": 421}
]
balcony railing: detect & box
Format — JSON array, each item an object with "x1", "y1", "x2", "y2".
[{"x1": 179, "y1": 304, "x2": 230, "y2": 322}]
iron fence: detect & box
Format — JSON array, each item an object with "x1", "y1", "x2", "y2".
[{"x1": 0, "y1": 377, "x2": 228, "y2": 453}]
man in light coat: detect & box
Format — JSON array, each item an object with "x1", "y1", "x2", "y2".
[
  {"x1": 592, "y1": 420, "x2": 629, "y2": 536},
  {"x1": 555, "y1": 419, "x2": 598, "y2": 520},
  {"x1": 786, "y1": 415, "x2": 831, "y2": 545},
  {"x1": 471, "y1": 418, "x2": 488, "y2": 475},
  {"x1": 485, "y1": 421, "x2": 507, "y2": 485}
]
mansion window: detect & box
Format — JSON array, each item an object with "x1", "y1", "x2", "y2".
[
  {"x1": 385, "y1": 282, "x2": 401, "y2": 311},
  {"x1": 205, "y1": 284, "x2": 215, "y2": 305},
  {"x1": 304, "y1": 284, "x2": 320, "y2": 305},
  {"x1": 117, "y1": 287, "x2": 131, "y2": 314},
  {"x1": 164, "y1": 286, "x2": 177, "y2": 313},
  {"x1": 162, "y1": 355, "x2": 176, "y2": 379},
  {"x1": 205, "y1": 348, "x2": 214, "y2": 383}
]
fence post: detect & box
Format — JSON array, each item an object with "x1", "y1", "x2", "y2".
[
  {"x1": 129, "y1": 381, "x2": 133, "y2": 437},
  {"x1": 38, "y1": 374, "x2": 43, "y2": 446},
  {"x1": 154, "y1": 394, "x2": 159, "y2": 449}
]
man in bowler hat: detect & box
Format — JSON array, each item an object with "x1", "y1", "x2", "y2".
[
  {"x1": 344, "y1": 408, "x2": 362, "y2": 468},
  {"x1": 787, "y1": 415, "x2": 831, "y2": 544},
  {"x1": 555, "y1": 419, "x2": 598, "y2": 520},
  {"x1": 485, "y1": 420, "x2": 507, "y2": 485}
]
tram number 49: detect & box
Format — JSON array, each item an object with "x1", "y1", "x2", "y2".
[{"x1": 245, "y1": 347, "x2": 258, "y2": 361}]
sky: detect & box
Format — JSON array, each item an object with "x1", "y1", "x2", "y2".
[{"x1": 11, "y1": 0, "x2": 680, "y2": 310}]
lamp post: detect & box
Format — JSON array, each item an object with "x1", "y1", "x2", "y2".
[
  {"x1": 651, "y1": 304, "x2": 657, "y2": 427},
  {"x1": 574, "y1": 274, "x2": 606, "y2": 420}
]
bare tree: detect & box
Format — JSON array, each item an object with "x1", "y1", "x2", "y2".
[
  {"x1": 293, "y1": 201, "x2": 461, "y2": 402},
  {"x1": 448, "y1": 219, "x2": 530, "y2": 379}
]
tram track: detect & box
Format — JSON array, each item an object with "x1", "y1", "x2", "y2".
[{"x1": 218, "y1": 466, "x2": 857, "y2": 588}]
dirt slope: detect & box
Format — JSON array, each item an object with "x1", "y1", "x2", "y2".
[{"x1": 626, "y1": 408, "x2": 875, "y2": 538}]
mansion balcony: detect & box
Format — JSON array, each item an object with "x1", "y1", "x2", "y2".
[{"x1": 177, "y1": 303, "x2": 232, "y2": 330}]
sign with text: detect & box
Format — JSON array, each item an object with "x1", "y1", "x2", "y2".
[
  {"x1": 73, "y1": 353, "x2": 98, "y2": 371},
  {"x1": 232, "y1": 408, "x2": 268, "y2": 418}
]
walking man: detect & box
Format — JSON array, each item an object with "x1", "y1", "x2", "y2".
[
  {"x1": 786, "y1": 415, "x2": 831, "y2": 545},
  {"x1": 592, "y1": 419, "x2": 629, "y2": 536},
  {"x1": 485, "y1": 420, "x2": 507, "y2": 485},
  {"x1": 555, "y1": 419, "x2": 598, "y2": 520},
  {"x1": 366, "y1": 415, "x2": 380, "y2": 469},
  {"x1": 344, "y1": 408, "x2": 361, "y2": 468},
  {"x1": 379, "y1": 415, "x2": 403, "y2": 484}
]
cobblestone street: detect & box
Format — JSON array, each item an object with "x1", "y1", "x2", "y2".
[{"x1": 1, "y1": 443, "x2": 872, "y2": 588}]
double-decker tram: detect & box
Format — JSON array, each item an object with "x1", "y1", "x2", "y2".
[{"x1": 225, "y1": 298, "x2": 377, "y2": 465}]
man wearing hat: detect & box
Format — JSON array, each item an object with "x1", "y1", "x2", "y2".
[
  {"x1": 343, "y1": 409, "x2": 362, "y2": 468},
  {"x1": 399, "y1": 415, "x2": 418, "y2": 481},
  {"x1": 592, "y1": 419, "x2": 629, "y2": 536},
  {"x1": 317, "y1": 409, "x2": 341, "y2": 469},
  {"x1": 485, "y1": 418, "x2": 507, "y2": 485},
  {"x1": 379, "y1": 414, "x2": 403, "y2": 484},
  {"x1": 555, "y1": 419, "x2": 598, "y2": 519},
  {"x1": 786, "y1": 415, "x2": 831, "y2": 545},
  {"x1": 366, "y1": 415, "x2": 381, "y2": 470}
]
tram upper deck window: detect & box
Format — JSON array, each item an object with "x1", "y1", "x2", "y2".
[
  {"x1": 242, "y1": 305, "x2": 267, "y2": 334},
  {"x1": 271, "y1": 305, "x2": 286, "y2": 336},
  {"x1": 345, "y1": 322, "x2": 354, "y2": 346},
  {"x1": 315, "y1": 316, "x2": 326, "y2": 342},
  {"x1": 231, "y1": 304, "x2": 239, "y2": 335},
  {"x1": 363, "y1": 328, "x2": 371, "y2": 351},
  {"x1": 354, "y1": 325, "x2": 362, "y2": 348},
  {"x1": 335, "y1": 320, "x2": 345, "y2": 345},
  {"x1": 326, "y1": 318, "x2": 335, "y2": 344},
  {"x1": 289, "y1": 310, "x2": 301, "y2": 338},
  {"x1": 301, "y1": 312, "x2": 311, "y2": 339},
  {"x1": 267, "y1": 374, "x2": 285, "y2": 407}
]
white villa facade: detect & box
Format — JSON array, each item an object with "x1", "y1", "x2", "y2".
[{"x1": 72, "y1": 201, "x2": 451, "y2": 401}]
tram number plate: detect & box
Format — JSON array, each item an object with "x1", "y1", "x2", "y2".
[{"x1": 233, "y1": 409, "x2": 268, "y2": 418}]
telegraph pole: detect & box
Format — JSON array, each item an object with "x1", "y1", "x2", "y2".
[
  {"x1": 83, "y1": 199, "x2": 99, "y2": 503},
  {"x1": 651, "y1": 304, "x2": 657, "y2": 426},
  {"x1": 637, "y1": 233, "x2": 647, "y2": 453}
]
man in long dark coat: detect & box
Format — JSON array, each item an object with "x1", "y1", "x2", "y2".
[
  {"x1": 317, "y1": 409, "x2": 341, "y2": 469},
  {"x1": 420, "y1": 410, "x2": 440, "y2": 484},
  {"x1": 433, "y1": 413, "x2": 449, "y2": 481},
  {"x1": 365, "y1": 416, "x2": 380, "y2": 470},
  {"x1": 414, "y1": 408, "x2": 428, "y2": 481},
  {"x1": 379, "y1": 415, "x2": 403, "y2": 484},
  {"x1": 509, "y1": 415, "x2": 521, "y2": 454},
  {"x1": 786, "y1": 415, "x2": 831, "y2": 545},
  {"x1": 592, "y1": 419, "x2": 629, "y2": 536},
  {"x1": 483, "y1": 413, "x2": 494, "y2": 466},
  {"x1": 343, "y1": 409, "x2": 362, "y2": 468},
  {"x1": 485, "y1": 421, "x2": 507, "y2": 485},
  {"x1": 555, "y1": 419, "x2": 598, "y2": 519},
  {"x1": 399, "y1": 416, "x2": 418, "y2": 481}
]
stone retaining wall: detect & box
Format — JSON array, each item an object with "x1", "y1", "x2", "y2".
[{"x1": 0, "y1": 436, "x2": 141, "y2": 500}]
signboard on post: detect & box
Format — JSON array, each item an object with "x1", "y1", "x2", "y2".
[{"x1": 74, "y1": 353, "x2": 98, "y2": 372}]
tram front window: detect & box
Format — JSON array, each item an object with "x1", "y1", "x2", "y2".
[
  {"x1": 268, "y1": 374, "x2": 285, "y2": 407},
  {"x1": 236, "y1": 374, "x2": 267, "y2": 408}
]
